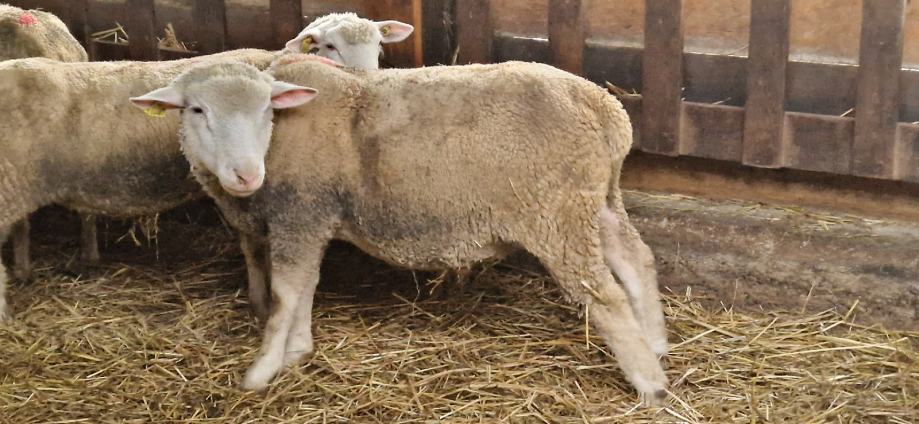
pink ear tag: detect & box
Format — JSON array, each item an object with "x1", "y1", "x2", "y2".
[{"x1": 18, "y1": 12, "x2": 38, "y2": 27}]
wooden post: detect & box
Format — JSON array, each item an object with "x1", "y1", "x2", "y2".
[
  {"x1": 742, "y1": 0, "x2": 791, "y2": 168},
  {"x1": 422, "y1": 0, "x2": 452, "y2": 66},
  {"x1": 193, "y1": 0, "x2": 228, "y2": 55},
  {"x1": 67, "y1": 0, "x2": 90, "y2": 47},
  {"x1": 455, "y1": 0, "x2": 492, "y2": 64},
  {"x1": 124, "y1": 0, "x2": 157, "y2": 60},
  {"x1": 641, "y1": 0, "x2": 683, "y2": 155},
  {"x1": 368, "y1": 0, "x2": 424, "y2": 68},
  {"x1": 548, "y1": 0, "x2": 584, "y2": 75},
  {"x1": 853, "y1": 0, "x2": 906, "y2": 178},
  {"x1": 270, "y1": 0, "x2": 303, "y2": 50}
]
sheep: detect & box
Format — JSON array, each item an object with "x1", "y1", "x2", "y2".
[
  {"x1": 0, "y1": 12, "x2": 414, "y2": 320},
  {"x1": 282, "y1": 12, "x2": 414, "y2": 70},
  {"x1": 131, "y1": 57, "x2": 671, "y2": 405},
  {"x1": 1, "y1": 4, "x2": 88, "y2": 282},
  {"x1": 0, "y1": 4, "x2": 87, "y2": 62},
  {"x1": 0, "y1": 48, "x2": 284, "y2": 323}
]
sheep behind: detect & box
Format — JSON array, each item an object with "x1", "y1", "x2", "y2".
[
  {"x1": 0, "y1": 49, "x2": 280, "y2": 321},
  {"x1": 0, "y1": 4, "x2": 87, "y2": 62},
  {"x1": 1, "y1": 4, "x2": 88, "y2": 281}
]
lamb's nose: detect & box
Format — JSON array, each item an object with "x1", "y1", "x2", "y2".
[{"x1": 234, "y1": 169, "x2": 260, "y2": 188}]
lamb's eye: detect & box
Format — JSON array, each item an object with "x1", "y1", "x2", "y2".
[
  {"x1": 325, "y1": 43, "x2": 336, "y2": 51},
  {"x1": 191, "y1": 107, "x2": 204, "y2": 114}
]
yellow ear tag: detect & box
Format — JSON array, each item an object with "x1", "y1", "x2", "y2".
[
  {"x1": 380, "y1": 26, "x2": 391, "y2": 36},
  {"x1": 144, "y1": 104, "x2": 167, "y2": 118},
  {"x1": 300, "y1": 36, "x2": 314, "y2": 53}
]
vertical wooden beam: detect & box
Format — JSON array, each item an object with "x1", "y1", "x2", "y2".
[
  {"x1": 422, "y1": 0, "x2": 452, "y2": 66},
  {"x1": 270, "y1": 0, "x2": 303, "y2": 50},
  {"x1": 455, "y1": 0, "x2": 492, "y2": 64},
  {"x1": 67, "y1": 0, "x2": 90, "y2": 47},
  {"x1": 368, "y1": 0, "x2": 424, "y2": 68},
  {"x1": 193, "y1": 0, "x2": 228, "y2": 55},
  {"x1": 548, "y1": 0, "x2": 584, "y2": 74},
  {"x1": 124, "y1": 0, "x2": 157, "y2": 60},
  {"x1": 742, "y1": 0, "x2": 791, "y2": 168},
  {"x1": 853, "y1": 0, "x2": 906, "y2": 178},
  {"x1": 641, "y1": 0, "x2": 683, "y2": 155}
]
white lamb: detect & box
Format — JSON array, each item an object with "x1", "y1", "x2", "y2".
[{"x1": 132, "y1": 58, "x2": 670, "y2": 405}]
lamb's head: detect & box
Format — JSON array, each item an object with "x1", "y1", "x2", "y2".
[
  {"x1": 283, "y1": 12, "x2": 413, "y2": 70},
  {"x1": 130, "y1": 62, "x2": 316, "y2": 197}
]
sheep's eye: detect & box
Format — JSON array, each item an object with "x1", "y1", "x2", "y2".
[
  {"x1": 325, "y1": 43, "x2": 336, "y2": 51},
  {"x1": 191, "y1": 107, "x2": 204, "y2": 114}
]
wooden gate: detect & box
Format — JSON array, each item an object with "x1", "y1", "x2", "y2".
[{"x1": 453, "y1": 0, "x2": 918, "y2": 184}]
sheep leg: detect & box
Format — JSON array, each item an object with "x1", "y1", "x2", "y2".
[
  {"x1": 241, "y1": 241, "x2": 325, "y2": 390},
  {"x1": 598, "y1": 205, "x2": 668, "y2": 356},
  {"x1": 282, "y1": 269, "x2": 321, "y2": 367},
  {"x1": 80, "y1": 214, "x2": 100, "y2": 263},
  {"x1": 531, "y1": 238, "x2": 668, "y2": 406},
  {"x1": 240, "y1": 234, "x2": 271, "y2": 322},
  {"x1": 10, "y1": 219, "x2": 31, "y2": 282},
  {"x1": 0, "y1": 226, "x2": 10, "y2": 321}
]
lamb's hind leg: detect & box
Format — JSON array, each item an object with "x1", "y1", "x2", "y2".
[
  {"x1": 1, "y1": 226, "x2": 10, "y2": 321},
  {"x1": 598, "y1": 205, "x2": 668, "y2": 356},
  {"x1": 10, "y1": 219, "x2": 31, "y2": 281},
  {"x1": 526, "y1": 233, "x2": 668, "y2": 406}
]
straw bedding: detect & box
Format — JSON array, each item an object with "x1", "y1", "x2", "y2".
[{"x1": 0, "y1": 205, "x2": 916, "y2": 423}]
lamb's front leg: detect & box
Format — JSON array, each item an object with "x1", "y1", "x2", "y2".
[
  {"x1": 240, "y1": 234, "x2": 271, "y2": 322},
  {"x1": 241, "y1": 241, "x2": 325, "y2": 390}
]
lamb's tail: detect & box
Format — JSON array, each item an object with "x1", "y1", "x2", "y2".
[{"x1": 601, "y1": 94, "x2": 634, "y2": 209}]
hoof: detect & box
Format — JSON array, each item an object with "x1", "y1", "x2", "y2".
[{"x1": 283, "y1": 349, "x2": 314, "y2": 368}]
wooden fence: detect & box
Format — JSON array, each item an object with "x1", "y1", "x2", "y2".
[
  {"x1": 5, "y1": 0, "x2": 917, "y2": 184},
  {"x1": 454, "y1": 0, "x2": 918, "y2": 184},
  {"x1": 6, "y1": 0, "x2": 423, "y2": 66}
]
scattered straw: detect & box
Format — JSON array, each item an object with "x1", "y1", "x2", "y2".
[
  {"x1": 91, "y1": 23, "x2": 128, "y2": 44},
  {"x1": 157, "y1": 23, "x2": 191, "y2": 52},
  {"x1": 0, "y1": 213, "x2": 916, "y2": 422}
]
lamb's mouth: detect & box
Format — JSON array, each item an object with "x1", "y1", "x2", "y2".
[{"x1": 222, "y1": 185, "x2": 259, "y2": 198}]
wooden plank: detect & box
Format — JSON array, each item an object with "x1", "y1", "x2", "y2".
[
  {"x1": 785, "y1": 112, "x2": 853, "y2": 175},
  {"x1": 742, "y1": 0, "x2": 791, "y2": 168},
  {"x1": 853, "y1": 0, "x2": 906, "y2": 178},
  {"x1": 548, "y1": 0, "x2": 584, "y2": 74},
  {"x1": 680, "y1": 103, "x2": 744, "y2": 162},
  {"x1": 455, "y1": 0, "x2": 492, "y2": 64},
  {"x1": 641, "y1": 0, "x2": 683, "y2": 155},
  {"x1": 422, "y1": 0, "x2": 451, "y2": 65},
  {"x1": 895, "y1": 123, "x2": 919, "y2": 182},
  {"x1": 123, "y1": 0, "x2": 157, "y2": 60},
  {"x1": 270, "y1": 0, "x2": 303, "y2": 50},
  {"x1": 193, "y1": 0, "x2": 228, "y2": 55},
  {"x1": 368, "y1": 0, "x2": 423, "y2": 67},
  {"x1": 66, "y1": 0, "x2": 90, "y2": 46}
]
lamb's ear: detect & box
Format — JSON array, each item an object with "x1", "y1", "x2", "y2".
[
  {"x1": 284, "y1": 29, "x2": 321, "y2": 54},
  {"x1": 130, "y1": 85, "x2": 185, "y2": 111},
  {"x1": 270, "y1": 81, "x2": 318, "y2": 109},
  {"x1": 376, "y1": 20, "x2": 414, "y2": 43}
]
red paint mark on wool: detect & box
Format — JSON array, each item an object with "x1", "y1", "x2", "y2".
[{"x1": 18, "y1": 12, "x2": 38, "y2": 27}]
